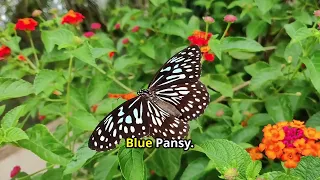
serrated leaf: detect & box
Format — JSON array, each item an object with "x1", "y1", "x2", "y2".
[
  {"x1": 70, "y1": 42, "x2": 105, "y2": 74},
  {"x1": 147, "y1": 148, "x2": 182, "y2": 180},
  {"x1": 34, "y1": 70, "x2": 60, "y2": 95},
  {"x1": 4, "y1": 127, "x2": 28, "y2": 142},
  {"x1": 222, "y1": 37, "x2": 264, "y2": 52},
  {"x1": 194, "y1": 139, "x2": 252, "y2": 179},
  {"x1": 249, "y1": 67, "x2": 282, "y2": 90},
  {"x1": 259, "y1": 171, "x2": 299, "y2": 180},
  {"x1": 0, "y1": 78, "x2": 33, "y2": 101},
  {"x1": 1, "y1": 105, "x2": 26, "y2": 129},
  {"x1": 180, "y1": 157, "x2": 209, "y2": 180},
  {"x1": 69, "y1": 110, "x2": 98, "y2": 131},
  {"x1": 41, "y1": 29, "x2": 75, "y2": 52},
  {"x1": 303, "y1": 54, "x2": 320, "y2": 94},
  {"x1": 64, "y1": 141, "x2": 96, "y2": 175},
  {"x1": 265, "y1": 96, "x2": 293, "y2": 122},
  {"x1": 118, "y1": 146, "x2": 145, "y2": 180},
  {"x1": 18, "y1": 124, "x2": 73, "y2": 165},
  {"x1": 94, "y1": 155, "x2": 119, "y2": 180},
  {"x1": 291, "y1": 156, "x2": 320, "y2": 180},
  {"x1": 246, "y1": 160, "x2": 261, "y2": 179}
]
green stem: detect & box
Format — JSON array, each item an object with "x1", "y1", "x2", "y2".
[
  {"x1": 221, "y1": 23, "x2": 231, "y2": 41},
  {"x1": 144, "y1": 148, "x2": 157, "y2": 162},
  {"x1": 275, "y1": 60, "x2": 302, "y2": 93},
  {"x1": 25, "y1": 57, "x2": 39, "y2": 73},
  {"x1": 205, "y1": 22, "x2": 209, "y2": 39},
  {"x1": 107, "y1": 75, "x2": 134, "y2": 92},
  {"x1": 231, "y1": 98, "x2": 264, "y2": 102},
  {"x1": 65, "y1": 56, "x2": 74, "y2": 148},
  {"x1": 287, "y1": 168, "x2": 291, "y2": 175},
  {"x1": 27, "y1": 31, "x2": 40, "y2": 67},
  {"x1": 45, "y1": 98, "x2": 64, "y2": 102},
  {"x1": 17, "y1": 165, "x2": 54, "y2": 180}
]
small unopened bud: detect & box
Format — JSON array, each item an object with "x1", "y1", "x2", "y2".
[
  {"x1": 287, "y1": 56, "x2": 292, "y2": 63},
  {"x1": 216, "y1": 110, "x2": 224, "y2": 117},
  {"x1": 295, "y1": 92, "x2": 302, "y2": 96},
  {"x1": 73, "y1": 36, "x2": 83, "y2": 45},
  {"x1": 203, "y1": 16, "x2": 215, "y2": 24},
  {"x1": 32, "y1": 9, "x2": 42, "y2": 17},
  {"x1": 281, "y1": 64, "x2": 286, "y2": 69},
  {"x1": 53, "y1": 90, "x2": 62, "y2": 96},
  {"x1": 314, "y1": 10, "x2": 320, "y2": 17},
  {"x1": 224, "y1": 15, "x2": 237, "y2": 23},
  {"x1": 224, "y1": 168, "x2": 239, "y2": 180}
]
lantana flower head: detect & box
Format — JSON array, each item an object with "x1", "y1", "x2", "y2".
[
  {"x1": 250, "y1": 120, "x2": 320, "y2": 168},
  {"x1": 83, "y1": 31, "x2": 95, "y2": 38},
  {"x1": 187, "y1": 30, "x2": 215, "y2": 62},
  {"x1": 15, "y1": 18, "x2": 38, "y2": 31},
  {"x1": 0, "y1": 45, "x2": 11, "y2": 60},
  {"x1": 224, "y1": 14, "x2": 237, "y2": 23},
  {"x1": 91, "y1": 22, "x2": 101, "y2": 30},
  {"x1": 61, "y1": 10, "x2": 85, "y2": 25}
]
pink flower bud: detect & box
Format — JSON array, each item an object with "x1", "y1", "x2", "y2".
[
  {"x1": 10, "y1": 166, "x2": 21, "y2": 178},
  {"x1": 122, "y1": 38, "x2": 129, "y2": 44},
  {"x1": 224, "y1": 14, "x2": 237, "y2": 23},
  {"x1": 32, "y1": 9, "x2": 42, "y2": 17},
  {"x1": 91, "y1": 22, "x2": 101, "y2": 30},
  {"x1": 203, "y1": 16, "x2": 215, "y2": 24},
  {"x1": 314, "y1": 10, "x2": 320, "y2": 17},
  {"x1": 114, "y1": 23, "x2": 121, "y2": 30},
  {"x1": 83, "y1": 31, "x2": 95, "y2": 38},
  {"x1": 131, "y1": 25, "x2": 140, "y2": 32}
]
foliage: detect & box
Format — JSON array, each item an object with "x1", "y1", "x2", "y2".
[{"x1": 1, "y1": 0, "x2": 320, "y2": 179}]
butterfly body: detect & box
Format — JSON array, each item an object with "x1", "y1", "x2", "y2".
[{"x1": 89, "y1": 45, "x2": 209, "y2": 151}]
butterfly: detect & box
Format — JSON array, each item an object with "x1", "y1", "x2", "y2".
[{"x1": 88, "y1": 45, "x2": 209, "y2": 151}]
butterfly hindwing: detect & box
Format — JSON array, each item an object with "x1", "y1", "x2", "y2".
[
  {"x1": 148, "y1": 45, "x2": 202, "y2": 90},
  {"x1": 88, "y1": 96, "x2": 150, "y2": 151}
]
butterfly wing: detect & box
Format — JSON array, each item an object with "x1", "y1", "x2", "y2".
[
  {"x1": 88, "y1": 96, "x2": 150, "y2": 151},
  {"x1": 145, "y1": 100, "x2": 189, "y2": 139},
  {"x1": 148, "y1": 45, "x2": 202, "y2": 90}
]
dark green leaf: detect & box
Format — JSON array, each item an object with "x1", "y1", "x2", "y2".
[
  {"x1": 140, "y1": 43, "x2": 156, "y2": 59},
  {"x1": 303, "y1": 54, "x2": 320, "y2": 94},
  {"x1": 222, "y1": 37, "x2": 264, "y2": 52},
  {"x1": 0, "y1": 78, "x2": 33, "y2": 101},
  {"x1": 180, "y1": 157, "x2": 209, "y2": 180},
  {"x1": 255, "y1": 0, "x2": 278, "y2": 14},
  {"x1": 249, "y1": 67, "x2": 282, "y2": 90},
  {"x1": 306, "y1": 112, "x2": 320, "y2": 127},
  {"x1": 208, "y1": 38, "x2": 222, "y2": 60},
  {"x1": 231, "y1": 126, "x2": 260, "y2": 143},
  {"x1": 204, "y1": 103, "x2": 232, "y2": 119},
  {"x1": 34, "y1": 70, "x2": 60, "y2": 95},
  {"x1": 248, "y1": 113, "x2": 273, "y2": 126},
  {"x1": 64, "y1": 141, "x2": 96, "y2": 175},
  {"x1": 246, "y1": 21, "x2": 268, "y2": 39},
  {"x1": 244, "y1": 62, "x2": 269, "y2": 76},
  {"x1": 94, "y1": 155, "x2": 119, "y2": 180},
  {"x1": 265, "y1": 96, "x2": 293, "y2": 122},
  {"x1": 118, "y1": 146, "x2": 145, "y2": 180}
]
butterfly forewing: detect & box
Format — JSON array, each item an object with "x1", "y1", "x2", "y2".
[
  {"x1": 88, "y1": 96, "x2": 150, "y2": 151},
  {"x1": 148, "y1": 45, "x2": 202, "y2": 90}
]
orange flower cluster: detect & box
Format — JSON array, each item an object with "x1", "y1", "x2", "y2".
[
  {"x1": 250, "y1": 120, "x2": 320, "y2": 168},
  {"x1": 61, "y1": 10, "x2": 85, "y2": 25},
  {"x1": 108, "y1": 92, "x2": 137, "y2": 100},
  {"x1": 15, "y1": 18, "x2": 38, "y2": 31},
  {"x1": 187, "y1": 30, "x2": 215, "y2": 62}
]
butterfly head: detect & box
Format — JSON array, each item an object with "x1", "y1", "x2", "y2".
[{"x1": 137, "y1": 89, "x2": 150, "y2": 96}]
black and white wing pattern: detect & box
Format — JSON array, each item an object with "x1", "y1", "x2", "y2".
[
  {"x1": 88, "y1": 96, "x2": 149, "y2": 151},
  {"x1": 148, "y1": 45, "x2": 202, "y2": 90}
]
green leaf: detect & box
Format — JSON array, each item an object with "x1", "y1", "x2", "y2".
[
  {"x1": 255, "y1": 0, "x2": 277, "y2": 14},
  {"x1": 118, "y1": 146, "x2": 145, "y2": 180},
  {"x1": 293, "y1": 11, "x2": 312, "y2": 25},
  {"x1": 41, "y1": 29, "x2": 75, "y2": 52},
  {"x1": 291, "y1": 156, "x2": 320, "y2": 180},
  {"x1": 147, "y1": 148, "x2": 182, "y2": 180},
  {"x1": 0, "y1": 78, "x2": 33, "y2": 101},
  {"x1": 0, "y1": 105, "x2": 5, "y2": 116},
  {"x1": 187, "y1": 16, "x2": 200, "y2": 35},
  {"x1": 194, "y1": 139, "x2": 252, "y2": 179},
  {"x1": 41, "y1": 49, "x2": 72, "y2": 62},
  {"x1": 34, "y1": 70, "x2": 60, "y2": 95},
  {"x1": 284, "y1": 42, "x2": 302, "y2": 65},
  {"x1": 202, "y1": 75, "x2": 233, "y2": 97},
  {"x1": 231, "y1": 126, "x2": 260, "y2": 143},
  {"x1": 249, "y1": 67, "x2": 282, "y2": 90},
  {"x1": 303, "y1": 54, "x2": 320, "y2": 94},
  {"x1": 291, "y1": 27, "x2": 313, "y2": 43},
  {"x1": 265, "y1": 96, "x2": 293, "y2": 122},
  {"x1": 180, "y1": 157, "x2": 209, "y2": 180},
  {"x1": 113, "y1": 55, "x2": 141, "y2": 72},
  {"x1": 208, "y1": 38, "x2": 222, "y2": 60},
  {"x1": 150, "y1": 0, "x2": 167, "y2": 7},
  {"x1": 259, "y1": 171, "x2": 299, "y2": 180},
  {"x1": 18, "y1": 124, "x2": 73, "y2": 166},
  {"x1": 70, "y1": 87, "x2": 88, "y2": 111},
  {"x1": 306, "y1": 112, "x2": 320, "y2": 127},
  {"x1": 204, "y1": 103, "x2": 232, "y2": 119},
  {"x1": 228, "y1": 51, "x2": 256, "y2": 60},
  {"x1": 160, "y1": 20, "x2": 186, "y2": 38},
  {"x1": 69, "y1": 110, "x2": 98, "y2": 131},
  {"x1": 94, "y1": 155, "x2": 119, "y2": 180},
  {"x1": 87, "y1": 76, "x2": 110, "y2": 106},
  {"x1": 284, "y1": 21, "x2": 305, "y2": 39},
  {"x1": 41, "y1": 168, "x2": 71, "y2": 180},
  {"x1": 246, "y1": 160, "x2": 261, "y2": 179},
  {"x1": 248, "y1": 113, "x2": 273, "y2": 126},
  {"x1": 171, "y1": 7, "x2": 192, "y2": 15},
  {"x1": 70, "y1": 42, "x2": 105, "y2": 74},
  {"x1": 246, "y1": 21, "x2": 267, "y2": 39},
  {"x1": 3, "y1": 36, "x2": 21, "y2": 52},
  {"x1": 244, "y1": 61, "x2": 269, "y2": 76},
  {"x1": 95, "y1": 98, "x2": 126, "y2": 114},
  {"x1": 222, "y1": 37, "x2": 264, "y2": 52},
  {"x1": 64, "y1": 141, "x2": 96, "y2": 175},
  {"x1": 4, "y1": 127, "x2": 28, "y2": 142},
  {"x1": 140, "y1": 43, "x2": 156, "y2": 59},
  {"x1": 91, "y1": 48, "x2": 114, "y2": 59},
  {"x1": 1, "y1": 105, "x2": 26, "y2": 129}
]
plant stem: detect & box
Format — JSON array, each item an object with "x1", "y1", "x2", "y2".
[
  {"x1": 213, "y1": 81, "x2": 251, "y2": 103},
  {"x1": 144, "y1": 148, "x2": 157, "y2": 162},
  {"x1": 107, "y1": 75, "x2": 134, "y2": 92},
  {"x1": 27, "y1": 31, "x2": 40, "y2": 67},
  {"x1": 17, "y1": 164, "x2": 54, "y2": 180},
  {"x1": 25, "y1": 57, "x2": 39, "y2": 73},
  {"x1": 275, "y1": 61, "x2": 302, "y2": 94},
  {"x1": 231, "y1": 98, "x2": 264, "y2": 102},
  {"x1": 205, "y1": 22, "x2": 209, "y2": 39},
  {"x1": 221, "y1": 23, "x2": 231, "y2": 41},
  {"x1": 65, "y1": 56, "x2": 74, "y2": 148}
]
